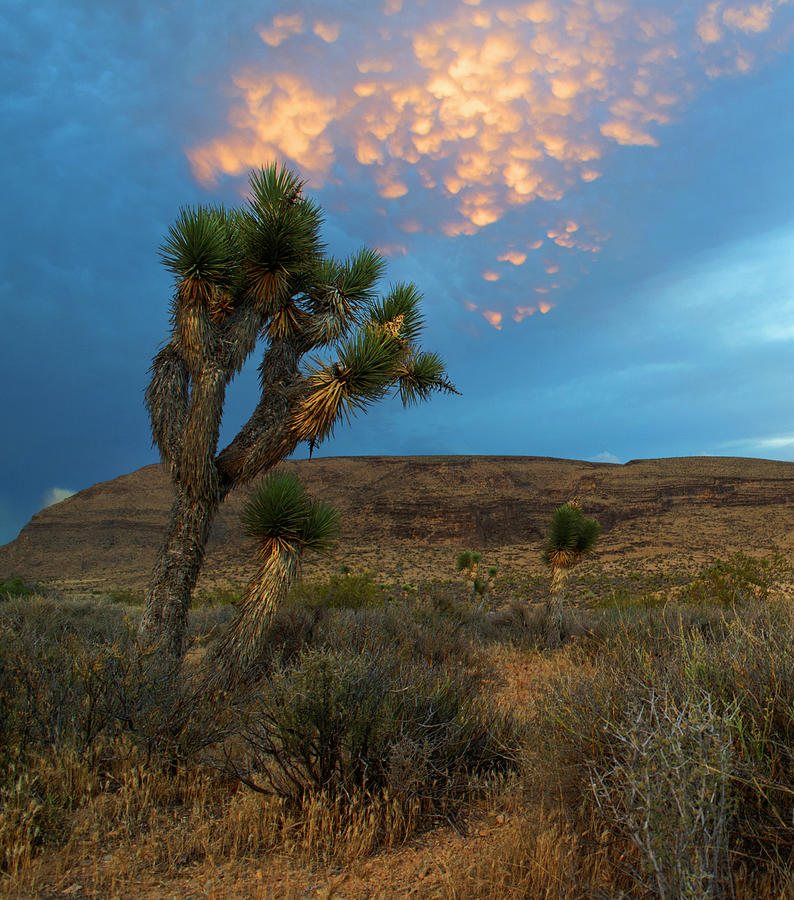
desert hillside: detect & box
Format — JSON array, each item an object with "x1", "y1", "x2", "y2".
[{"x1": 1, "y1": 454, "x2": 793, "y2": 593}]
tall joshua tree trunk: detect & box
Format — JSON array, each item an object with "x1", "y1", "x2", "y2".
[
  {"x1": 545, "y1": 565, "x2": 569, "y2": 650},
  {"x1": 138, "y1": 489, "x2": 223, "y2": 660},
  {"x1": 209, "y1": 543, "x2": 301, "y2": 687},
  {"x1": 138, "y1": 344, "x2": 303, "y2": 660},
  {"x1": 207, "y1": 471, "x2": 340, "y2": 685}
]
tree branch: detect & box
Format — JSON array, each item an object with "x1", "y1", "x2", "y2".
[{"x1": 145, "y1": 341, "x2": 189, "y2": 476}]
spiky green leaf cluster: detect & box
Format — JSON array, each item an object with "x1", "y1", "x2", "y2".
[
  {"x1": 542, "y1": 503, "x2": 601, "y2": 569},
  {"x1": 241, "y1": 471, "x2": 340, "y2": 553},
  {"x1": 398, "y1": 350, "x2": 450, "y2": 407},
  {"x1": 456, "y1": 550, "x2": 481, "y2": 572},
  {"x1": 160, "y1": 205, "x2": 240, "y2": 295},
  {"x1": 242, "y1": 165, "x2": 325, "y2": 309},
  {"x1": 340, "y1": 248, "x2": 386, "y2": 309},
  {"x1": 369, "y1": 282, "x2": 425, "y2": 344},
  {"x1": 336, "y1": 324, "x2": 402, "y2": 399},
  {"x1": 152, "y1": 161, "x2": 458, "y2": 492}
]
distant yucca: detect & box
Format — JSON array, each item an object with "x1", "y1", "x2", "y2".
[{"x1": 542, "y1": 501, "x2": 600, "y2": 647}]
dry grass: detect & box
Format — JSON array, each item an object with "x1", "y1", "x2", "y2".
[{"x1": 3, "y1": 551, "x2": 794, "y2": 897}]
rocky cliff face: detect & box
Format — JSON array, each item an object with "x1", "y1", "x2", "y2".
[{"x1": 1, "y1": 455, "x2": 793, "y2": 592}]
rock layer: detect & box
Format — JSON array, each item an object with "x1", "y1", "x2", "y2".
[{"x1": 1, "y1": 455, "x2": 793, "y2": 592}]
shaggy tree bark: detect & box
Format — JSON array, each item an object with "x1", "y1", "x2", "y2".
[
  {"x1": 138, "y1": 338, "x2": 305, "y2": 660},
  {"x1": 137, "y1": 490, "x2": 221, "y2": 659},
  {"x1": 544, "y1": 566, "x2": 569, "y2": 649},
  {"x1": 208, "y1": 543, "x2": 302, "y2": 688}
]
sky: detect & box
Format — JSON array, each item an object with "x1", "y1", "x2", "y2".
[{"x1": 2, "y1": 0, "x2": 794, "y2": 545}]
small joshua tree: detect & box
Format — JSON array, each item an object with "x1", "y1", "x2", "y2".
[
  {"x1": 138, "y1": 162, "x2": 458, "y2": 662},
  {"x1": 541, "y1": 498, "x2": 600, "y2": 647},
  {"x1": 212, "y1": 471, "x2": 340, "y2": 684},
  {"x1": 456, "y1": 550, "x2": 498, "y2": 610}
]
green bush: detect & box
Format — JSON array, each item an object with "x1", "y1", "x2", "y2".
[
  {"x1": 681, "y1": 551, "x2": 792, "y2": 606},
  {"x1": 106, "y1": 587, "x2": 145, "y2": 606},
  {"x1": 192, "y1": 584, "x2": 244, "y2": 607},
  {"x1": 233, "y1": 645, "x2": 518, "y2": 811},
  {"x1": 536, "y1": 599, "x2": 794, "y2": 895},
  {"x1": 291, "y1": 570, "x2": 388, "y2": 610},
  {"x1": 0, "y1": 578, "x2": 37, "y2": 600}
]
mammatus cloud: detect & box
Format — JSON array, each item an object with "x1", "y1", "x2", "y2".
[
  {"x1": 258, "y1": 14, "x2": 304, "y2": 47},
  {"x1": 187, "y1": 0, "x2": 794, "y2": 329},
  {"x1": 42, "y1": 487, "x2": 76, "y2": 509}
]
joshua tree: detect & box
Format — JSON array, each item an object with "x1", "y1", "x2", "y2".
[
  {"x1": 476, "y1": 565, "x2": 498, "y2": 611},
  {"x1": 138, "y1": 163, "x2": 458, "y2": 661},
  {"x1": 211, "y1": 471, "x2": 339, "y2": 685},
  {"x1": 455, "y1": 550, "x2": 497, "y2": 610},
  {"x1": 541, "y1": 499, "x2": 600, "y2": 647},
  {"x1": 456, "y1": 550, "x2": 481, "y2": 583}
]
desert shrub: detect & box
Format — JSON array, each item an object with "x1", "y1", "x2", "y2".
[
  {"x1": 0, "y1": 595, "x2": 132, "y2": 646},
  {"x1": 291, "y1": 569, "x2": 388, "y2": 610},
  {"x1": 231, "y1": 645, "x2": 518, "y2": 816},
  {"x1": 0, "y1": 602, "x2": 203, "y2": 874},
  {"x1": 322, "y1": 601, "x2": 484, "y2": 673},
  {"x1": 0, "y1": 578, "x2": 37, "y2": 600},
  {"x1": 681, "y1": 550, "x2": 793, "y2": 606},
  {"x1": 588, "y1": 688, "x2": 737, "y2": 898},
  {"x1": 208, "y1": 596, "x2": 486, "y2": 683},
  {"x1": 529, "y1": 599, "x2": 794, "y2": 895},
  {"x1": 106, "y1": 587, "x2": 145, "y2": 605},
  {"x1": 192, "y1": 584, "x2": 244, "y2": 607},
  {"x1": 0, "y1": 760, "x2": 43, "y2": 879},
  {"x1": 187, "y1": 601, "x2": 238, "y2": 645},
  {"x1": 0, "y1": 599, "x2": 232, "y2": 769},
  {"x1": 206, "y1": 604, "x2": 326, "y2": 674}
]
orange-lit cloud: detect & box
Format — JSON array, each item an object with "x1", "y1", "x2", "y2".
[
  {"x1": 313, "y1": 20, "x2": 340, "y2": 42},
  {"x1": 258, "y1": 14, "x2": 304, "y2": 47},
  {"x1": 482, "y1": 310, "x2": 503, "y2": 329},
  {"x1": 482, "y1": 270, "x2": 500, "y2": 281},
  {"x1": 195, "y1": 0, "x2": 791, "y2": 211},
  {"x1": 697, "y1": 2, "x2": 723, "y2": 42},
  {"x1": 723, "y1": 3, "x2": 775, "y2": 34},
  {"x1": 376, "y1": 243, "x2": 408, "y2": 256},
  {"x1": 512, "y1": 304, "x2": 536, "y2": 322},
  {"x1": 188, "y1": 0, "x2": 794, "y2": 331},
  {"x1": 498, "y1": 249, "x2": 527, "y2": 265},
  {"x1": 600, "y1": 120, "x2": 659, "y2": 146},
  {"x1": 187, "y1": 73, "x2": 337, "y2": 185}
]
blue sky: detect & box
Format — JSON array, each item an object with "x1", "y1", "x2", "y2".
[{"x1": 2, "y1": 0, "x2": 794, "y2": 545}]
